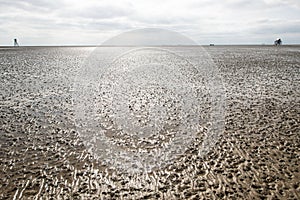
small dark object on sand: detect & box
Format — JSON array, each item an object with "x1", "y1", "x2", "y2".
[
  {"x1": 14, "y1": 38, "x2": 19, "y2": 47},
  {"x1": 274, "y1": 38, "x2": 282, "y2": 46}
]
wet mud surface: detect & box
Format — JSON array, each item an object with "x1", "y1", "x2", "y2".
[{"x1": 0, "y1": 46, "x2": 299, "y2": 199}]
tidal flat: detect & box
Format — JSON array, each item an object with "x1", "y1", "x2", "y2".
[{"x1": 0, "y1": 46, "x2": 299, "y2": 199}]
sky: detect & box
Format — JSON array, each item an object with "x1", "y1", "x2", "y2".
[{"x1": 0, "y1": 0, "x2": 299, "y2": 45}]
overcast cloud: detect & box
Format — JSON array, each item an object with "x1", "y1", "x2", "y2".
[{"x1": 0, "y1": 0, "x2": 299, "y2": 45}]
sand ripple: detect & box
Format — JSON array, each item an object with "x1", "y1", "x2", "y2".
[{"x1": 0, "y1": 46, "x2": 299, "y2": 199}]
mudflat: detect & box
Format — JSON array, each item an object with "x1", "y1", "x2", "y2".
[{"x1": 0, "y1": 46, "x2": 299, "y2": 199}]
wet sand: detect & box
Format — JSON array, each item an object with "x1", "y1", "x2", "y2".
[{"x1": 0, "y1": 46, "x2": 299, "y2": 199}]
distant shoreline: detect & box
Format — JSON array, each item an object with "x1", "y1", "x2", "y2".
[{"x1": 1, "y1": 44, "x2": 300, "y2": 48}]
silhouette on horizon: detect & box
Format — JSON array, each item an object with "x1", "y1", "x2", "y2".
[
  {"x1": 14, "y1": 38, "x2": 19, "y2": 47},
  {"x1": 274, "y1": 38, "x2": 282, "y2": 46}
]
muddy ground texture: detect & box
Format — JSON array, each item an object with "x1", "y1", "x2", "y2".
[{"x1": 0, "y1": 46, "x2": 299, "y2": 199}]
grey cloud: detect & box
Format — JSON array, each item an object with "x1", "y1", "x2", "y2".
[
  {"x1": 0, "y1": 0, "x2": 62, "y2": 12},
  {"x1": 251, "y1": 20, "x2": 300, "y2": 34},
  {"x1": 76, "y1": 5, "x2": 133, "y2": 19},
  {"x1": 0, "y1": 0, "x2": 299, "y2": 45},
  {"x1": 50, "y1": 20, "x2": 134, "y2": 32},
  {"x1": 131, "y1": 15, "x2": 199, "y2": 26},
  {"x1": 55, "y1": 2, "x2": 134, "y2": 21},
  {"x1": 186, "y1": 0, "x2": 263, "y2": 10}
]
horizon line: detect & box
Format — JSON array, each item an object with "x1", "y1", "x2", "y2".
[{"x1": 1, "y1": 44, "x2": 300, "y2": 48}]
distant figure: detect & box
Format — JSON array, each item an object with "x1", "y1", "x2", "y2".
[
  {"x1": 14, "y1": 38, "x2": 19, "y2": 47},
  {"x1": 210, "y1": 44, "x2": 215, "y2": 46},
  {"x1": 274, "y1": 38, "x2": 282, "y2": 46}
]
